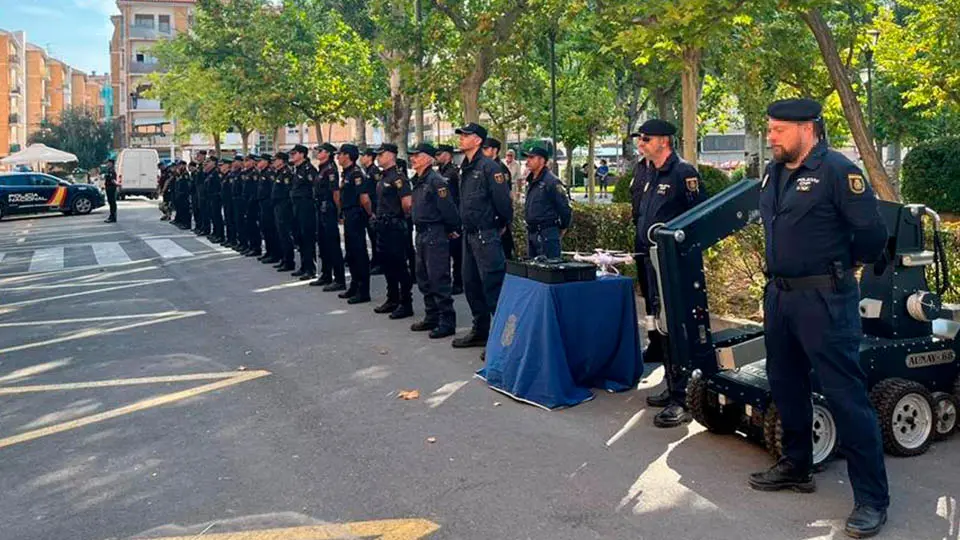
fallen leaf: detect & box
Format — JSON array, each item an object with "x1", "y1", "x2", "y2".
[
  {"x1": 426, "y1": 437, "x2": 437, "y2": 444},
  {"x1": 397, "y1": 389, "x2": 420, "y2": 400},
  {"x1": 493, "y1": 402, "x2": 502, "y2": 407}
]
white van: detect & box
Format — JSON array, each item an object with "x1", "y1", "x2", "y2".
[{"x1": 116, "y1": 148, "x2": 160, "y2": 199}]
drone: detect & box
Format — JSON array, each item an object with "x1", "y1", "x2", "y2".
[{"x1": 563, "y1": 249, "x2": 635, "y2": 275}]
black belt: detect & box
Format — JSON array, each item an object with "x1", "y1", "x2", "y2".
[
  {"x1": 463, "y1": 226, "x2": 496, "y2": 234},
  {"x1": 769, "y1": 273, "x2": 854, "y2": 291},
  {"x1": 415, "y1": 222, "x2": 445, "y2": 232},
  {"x1": 527, "y1": 223, "x2": 558, "y2": 233}
]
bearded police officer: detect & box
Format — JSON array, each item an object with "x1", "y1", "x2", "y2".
[
  {"x1": 271, "y1": 152, "x2": 297, "y2": 272},
  {"x1": 749, "y1": 98, "x2": 890, "y2": 539},
  {"x1": 360, "y1": 148, "x2": 383, "y2": 274},
  {"x1": 372, "y1": 143, "x2": 415, "y2": 319},
  {"x1": 451, "y1": 123, "x2": 513, "y2": 349},
  {"x1": 312, "y1": 143, "x2": 346, "y2": 291},
  {"x1": 481, "y1": 137, "x2": 515, "y2": 260},
  {"x1": 436, "y1": 144, "x2": 463, "y2": 294},
  {"x1": 336, "y1": 144, "x2": 374, "y2": 304},
  {"x1": 409, "y1": 143, "x2": 461, "y2": 339},
  {"x1": 632, "y1": 118, "x2": 707, "y2": 428},
  {"x1": 289, "y1": 144, "x2": 318, "y2": 280},
  {"x1": 522, "y1": 146, "x2": 571, "y2": 258}
]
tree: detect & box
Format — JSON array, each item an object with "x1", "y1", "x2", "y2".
[{"x1": 28, "y1": 107, "x2": 113, "y2": 170}]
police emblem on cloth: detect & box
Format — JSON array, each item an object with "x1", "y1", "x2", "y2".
[
  {"x1": 685, "y1": 177, "x2": 699, "y2": 192},
  {"x1": 848, "y1": 173, "x2": 866, "y2": 194},
  {"x1": 494, "y1": 173, "x2": 506, "y2": 184},
  {"x1": 501, "y1": 314, "x2": 518, "y2": 347}
]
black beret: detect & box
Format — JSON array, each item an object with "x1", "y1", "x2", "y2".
[
  {"x1": 259, "y1": 153, "x2": 272, "y2": 162},
  {"x1": 337, "y1": 143, "x2": 359, "y2": 160},
  {"x1": 273, "y1": 152, "x2": 289, "y2": 162},
  {"x1": 244, "y1": 153, "x2": 257, "y2": 160},
  {"x1": 482, "y1": 137, "x2": 502, "y2": 150},
  {"x1": 219, "y1": 157, "x2": 233, "y2": 165},
  {"x1": 315, "y1": 142, "x2": 337, "y2": 154},
  {"x1": 290, "y1": 144, "x2": 309, "y2": 156},
  {"x1": 408, "y1": 143, "x2": 437, "y2": 157},
  {"x1": 632, "y1": 119, "x2": 677, "y2": 137},
  {"x1": 522, "y1": 146, "x2": 550, "y2": 160},
  {"x1": 455, "y1": 122, "x2": 488, "y2": 141},
  {"x1": 767, "y1": 98, "x2": 823, "y2": 122},
  {"x1": 437, "y1": 144, "x2": 455, "y2": 154},
  {"x1": 375, "y1": 143, "x2": 399, "y2": 155},
  {"x1": 361, "y1": 148, "x2": 377, "y2": 157}
]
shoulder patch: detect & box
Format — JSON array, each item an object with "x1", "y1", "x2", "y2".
[
  {"x1": 685, "y1": 177, "x2": 699, "y2": 192},
  {"x1": 394, "y1": 179, "x2": 403, "y2": 189},
  {"x1": 848, "y1": 173, "x2": 865, "y2": 195},
  {"x1": 354, "y1": 177, "x2": 362, "y2": 186},
  {"x1": 437, "y1": 186, "x2": 448, "y2": 198},
  {"x1": 494, "y1": 172, "x2": 506, "y2": 184}
]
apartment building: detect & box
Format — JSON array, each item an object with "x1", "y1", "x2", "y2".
[
  {"x1": 110, "y1": 0, "x2": 196, "y2": 158},
  {"x1": 0, "y1": 29, "x2": 28, "y2": 157}
]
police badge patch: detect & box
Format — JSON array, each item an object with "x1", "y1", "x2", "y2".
[
  {"x1": 437, "y1": 186, "x2": 448, "y2": 198},
  {"x1": 494, "y1": 173, "x2": 506, "y2": 184},
  {"x1": 394, "y1": 179, "x2": 403, "y2": 189},
  {"x1": 354, "y1": 177, "x2": 362, "y2": 185},
  {"x1": 848, "y1": 173, "x2": 866, "y2": 194},
  {"x1": 686, "y1": 177, "x2": 699, "y2": 192}
]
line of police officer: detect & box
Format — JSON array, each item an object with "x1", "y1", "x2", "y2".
[{"x1": 164, "y1": 122, "x2": 571, "y2": 347}]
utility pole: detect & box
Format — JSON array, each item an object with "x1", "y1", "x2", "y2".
[{"x1": 414, "y1": 0, "x2": 425, "y2": 145}]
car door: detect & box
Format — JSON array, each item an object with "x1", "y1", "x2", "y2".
[{"x1": 1, "y1": 175, "x2": 40, "y2": 214}]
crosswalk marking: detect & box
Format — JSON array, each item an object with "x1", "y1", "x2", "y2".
[
  {"x1": 144, "y1": 239, "x2": 193, "y2": 259},
  {"x1": 28, "y1": 247, "x2": 64, "y2": 273},
  {"x1": 90, "y1": 242, "x2": 132, "y2": 266},
  {"x1": 195, "y1": 236, "x2": 232, "y2": 252},
  {"x1": 0, "y1": 253, "x2": 5, "y2": 264}
]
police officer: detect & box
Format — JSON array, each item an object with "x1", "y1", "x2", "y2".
[
  {"x1": 192, "y1": 150, "x2": 207, "y2": 235},
  {"x1": 409, "y1": 143, "x2": 461, "y2": 338},
  {"x1": 176, "y1": 161, "x2": 193, "y2": 229},
  {"x1": 451, "y1": 123, "x2": 513, "y2": 349},
  {"x1": 220, "y1": 158, "x2": 236, "y2": 247},
  {"x1": 198, "y1": 155, "x2": 216, "y2": 237},
  {"x1": 522, "y1": 146, "x2": 571, "y2": 258},
  {"x1": 256, "y1": 154, "x2": 279, "y2": 264},
  {"x1": 436, "y1": 144, "x2": 463, "y2": 294},
  {"x1": 242, "y1": 154, "x2": 262, "y2": 257},
  {"x1": 289, "y1": 144, "x2": 318, "y2": 280},
  {"x1": 271, "y1": 152, "x2": 296, "y2": 272},
  {"x1": 632, "y1": 118, "x2": 707, "y2": 428},
  {"x1": 372, "y1": 143, "x2": 414, "y2": 319},
  {"x1": 749, "y1": 98, "x2": 889, "y2": 538},
  {"x1": 481, "y1": 137, "x2": 515, "y2": 260},
  {"x1": 232, "y1": 156, "x2": 252, "y2": 252},
  {"x1": 360, "y1": 149, "x2": 382, "y2": 274},
  {"x1": 336, "y1": 144, "x2": 374, "y2": 304},
  {"x1": 103, "y1": 158, "x2": 118, "y2": 223},
  {"x1": 311, "y1": 143, "x2": 347, "y2": 291},
  {"x1": 160, "y1": 163, "x2": 175, "y2": 221},
  {"x1": 209, "y1": 158, "x2": 227, "y2": 243}
]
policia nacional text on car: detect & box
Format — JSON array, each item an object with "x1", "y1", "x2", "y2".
[{"x1": 747, "y1": 98, "x2": 890, "y2": 539}]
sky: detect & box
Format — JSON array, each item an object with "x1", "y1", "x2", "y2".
[{"x1": 0, "y1": 0, "x2": 118, "y2": 75}]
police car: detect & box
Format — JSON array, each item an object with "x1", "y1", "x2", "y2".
[{"x1": 0, "y1": 172, "x2": 106, "y2": 221}]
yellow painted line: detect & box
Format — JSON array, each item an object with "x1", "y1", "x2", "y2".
[
  {"x1": 0, "y1": 311, "x2": 186, "y2": 327},
  {"x1": 0, "y1": 370, "x2": 259, "y2": 395},
  {"x1": 0, "y1": 370, "x2": 270, "y2": 450},
  {"x1": 0, "y1": 311, "x2": 205, "y2": 355},
  {"x1": 136, "y1": 519, "x2": 440, "y2": 540}
]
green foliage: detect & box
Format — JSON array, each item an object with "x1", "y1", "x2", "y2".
[
  {"x1": 612, "y1": 173, "x2": 632, "y2": 203},
  {"x1": 730, "y1": 165, "x2": 747, "y2": 182},
  {"x1": 697, "y1": 163, "x2": 732, "y2": 198},
  {"x1": 29, "y1": 108, "x2": 114, "y2": 170},
  {"x1": 901, "y1": 137, "x2": 960, "y2": 213}
]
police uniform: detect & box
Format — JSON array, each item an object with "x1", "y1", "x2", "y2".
[
  {"x1": 103, "y1": 161, "x2": 118, "y2": 222},
  {"x1": 337, "y1": 144, "x2": 373, "y2": 303},
  {"x1": 160, "y1": 166, "x2": 175, "y2": 220},
  {"x1": 482, "y1": 137, "x2": 515, "y2": 260},
  {"x1": 452, "y1": 123, "x2": 513, "y2": 348},
  {"x1": 522, "y1": 148, "x2": 571, "y2": 258},
  {"x1": 313, "y1": 144, "x2": 346, "y2": 289},
  {"x1": 208, "y1": 160, "x2": 226, "y2": 242},
  {"x1": 271, "y1": 153, "x2": 296, "y2": 271},
  {"x1": 220, "y1": 164, "x2": 236, "y2": 246},
  {"x1": 175, "y1": 163, "x2": 192, "y2": 229},
  {"x1": 372, "y1": 144, "x2": 414, "y2": 318},
  {"x1": 256, "y1": 155, "x2": 279, "y2": 264},
  {"x1": 232, "y1": 162, "x2": 248, "y2": 250},
  {"x1": 751, "y1": 99, "x2": 889, "y2": 536},
  {"x1": 363, "y1": 153, "x2": 382, "y2": 272},
  {"x1": 410, "y1": 144, "x2": 461, "y2": 338},
  {"x1": 192, "y1": 153, "x2": 207, "y2": 234},
  {"x1": 242, "y1": 155, "x2": 262, "y2": 256},
  {"x1": 632, "y1": 120, "x2": 707, "y2": 427},
  {"x1": 290, "y1": 145, "x2": 318, "y2": 278},
  {"x1": 437, "y1": 144, "x2": 463, "y2": 293}
]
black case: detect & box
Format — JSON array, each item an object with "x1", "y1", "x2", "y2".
[
  {"x1": 505, "y1": 259, "x2": 529, "y2": 277},
  {"x1": 525, "y1": 260, "x2": 596, "y2": 284}
]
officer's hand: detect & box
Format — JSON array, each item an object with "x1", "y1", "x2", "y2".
[
  {"x1": 448, "y1": 232, "x2": 460, "y2": 240},
  {"x1": 560, "y1": 229, "x2": 567, "y2": 239}
]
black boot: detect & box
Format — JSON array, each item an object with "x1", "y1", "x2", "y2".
[
  {"x1": 338, "y1": 288, "x2": 357, "y2": 299},
  {"x1": 452, "y1": 329, "x2": 487, "y2": 348},
  {"x1": 646, "y1": 388, "x2": 671, "y2": 408},
  {"x1": 429, "y1": 326, "x2": 456, "y2": 339},
  {"x1": 410, "y1": 320, "x2": 438, "y2": 332},
  {"x1": 653, "y1": 404, "x2": 692, "y2": 428},
  {"x1": 844, "y1": 505, "x2": 887, "y2": 538},
  {"x1": 374, "y1": 301, "x2": 398, "y2": 314},
  {"x1": 748, "y1": 459, "x2": 816, "y2": 493},
  {"x1": 347, "y1": 295, "x2": 371, "y2": 305},
  {"x1": 389, "y1": 304, "x2": 414, "y2": 320},
  {"x1": 322, "y1": 282, "x2": 347, "y2": 292}
]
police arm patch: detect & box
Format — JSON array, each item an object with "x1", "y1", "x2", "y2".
[
  {"x1": 685, "y1": 177, "x2": 699, "y2": 192},
  {"x1": 437, "y1": 186, "x2": 448, "y2": 198},
  {"x1": 394, "y1": 179, "x2": 403, "y2": 189},
  {"x1": 848, "y1": 173, "x2": 866, "y2": 194},
  {"x1": 494, "y1": 172, "x2": 506, "y2": 184},
  {"x1": 354, "y1": 177, "x2": 362, "y2": 186}
]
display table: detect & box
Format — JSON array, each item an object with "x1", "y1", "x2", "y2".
[{"x1": 477, "y1": 274, "x2": 643, "y2": 409}]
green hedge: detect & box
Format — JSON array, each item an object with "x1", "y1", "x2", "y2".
[
  {"x1": 613, "y1": 173, "x2": 631, "y2": 203},
  {"x1": 699, "y1": 164, "x2": 733, "y2": 198},
  {"x1": 902, "y1": 137, "x2": 960, "y2": 213}
]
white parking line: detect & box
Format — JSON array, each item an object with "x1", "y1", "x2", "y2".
[
  {"x1": 28, "y1": 247, "x2": 64, "y2": 273},
  {"x1": 0, "y1": 253, "x2": 5, "y2": 264},
  {"x1": 90, "y1": 242, "x2": 132, "y2": 266},
  {"x1": 144, "y1": 238, "x2": 192, "y2": 259}
]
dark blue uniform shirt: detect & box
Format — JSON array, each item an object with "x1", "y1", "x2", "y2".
[
  {"x1": 242, "y1": 167, "x2": 258, "y2": 200},
  {"x1": 760, "y1": 141, "x2": 887, "y2": 278},
  {"x1": 458, "y1": 152, "x2": 513, "y2": 231},
  {"x1": 205, "y1": 170, "x2": 220, "y2": 196},
  {"x1": 257, "y1": 168, "x2": 273, "y2": 200},
  {"x1": 232, "y1": 169, "x2": 245, "y2": 198},
  {"x1": 437, "y1": 161, "x2": 461, "y2": 206},
  {"x1": 364, "y1": 164, "x2": 380, "y2": 212},
  {"x1": 524, "y1": 168, "x2": 572, "y2": 230},
  {"x1": 315, "y1": 160, "x2": 339, "y2": 205},
  {"x1": 340, "y1": 164, "x2": 370, "y2": 210},
  {"x1": 412, "y1": 169, "x2": 460, "y2": 231},
  {"x1": 636, "y1": 152, "x2": 706, "y2": 252},
  {"x1": 271, "y1": 165, "x2": 293, "y2": 200},
  {"x1": 221, "y1": 170, "x2": 235, "y2": 199},
  {"x1": 376, "y1": 165, "x2": 412, "y2": 219},
  {"x1": 290, "y1": 161, "x2": 316, "y2": 200}
]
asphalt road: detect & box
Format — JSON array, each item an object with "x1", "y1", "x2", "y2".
[{"x1": 0, "y1": 201, "x2": 957, "y2": 540}]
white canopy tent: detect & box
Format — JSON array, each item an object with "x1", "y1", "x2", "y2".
[{"x1": 0, "y1": 143, "x2": 79, "y2": 165}]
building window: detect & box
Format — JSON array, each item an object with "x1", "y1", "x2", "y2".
[
  {"x1": 158, "y1": 15, "x2": 171, "y2": 34},
  {"x1": 134, "y1": 14, "x2": 154, "y2": 29}
]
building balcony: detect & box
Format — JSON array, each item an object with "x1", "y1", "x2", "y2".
[
  {"x1": 130, "y1": 98, "x2": 162, "y2": 111},
  {"x1": 129, "y1": 26, "x2": 172, "y2": 40},
  {"x1": 8, "y1": 113, "x2": 19, "y2": 124},
  {"x1": 10, "y1": 86, "x2": 22, "y2": 95},
  {"x1": 129, "y1": 61, "x2": 161, "y2": 74}
]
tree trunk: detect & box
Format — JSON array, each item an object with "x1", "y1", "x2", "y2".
[
  {"x1": 273, "y1": 127, "x2": 280, "y2": 152},
  {"x1": 461, "y1": 73, "x2": 482, "y2": 125},
  {"x1": 386, "y1": 64, "x2": 412, "y2": 153},
  {"x1": 587, "y1": 127, "x2": 596, "y2": 203},
  {"x1": 744, "y1": 116, "x2": 761, "y2": 178},
  {"x1": 801, "y1": 9, "x2": 897, "y2": 201},
  {"x1": 621, "y1": 85, "x2": 642, "y2": 175},
  {"x1": 212, "y1": 132, "x2": 221, "y2": 155},
  {"x1": 311, "y1": 119, "x2": 325, "y2": 144},
  {"x1": 652, "y1": 83, "x2": 678, "y2": 124},
  {"x1": 240, "y1": 128, "x2": 251, "y2": 154},
  {"x1": 354, "y1": 116, "x2": 366, "y2": 147},
  {"x1": 680, "y1": 46, "x2": 701, "y2": 164},
  {"x1": 889, "y1": 139, "x2": 902, "y2": 198}
]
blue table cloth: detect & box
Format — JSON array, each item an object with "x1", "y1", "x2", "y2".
[{"x1": 477, "y1": 274, "x2": 643, "y2": 409}]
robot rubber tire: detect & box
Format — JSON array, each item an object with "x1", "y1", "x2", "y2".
[
  {"x1": 762, "y1": 398, "x2": 838, "y2": 468},
  {"x1": 870, "y1": 378, "x2": 935, "y2": 457},
  {"x1": 685, "y1": 375, "x2": 738, "y2": 434},
  {"x1": 931, "y1": 392, "x2": 958, "y2": 441}
]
